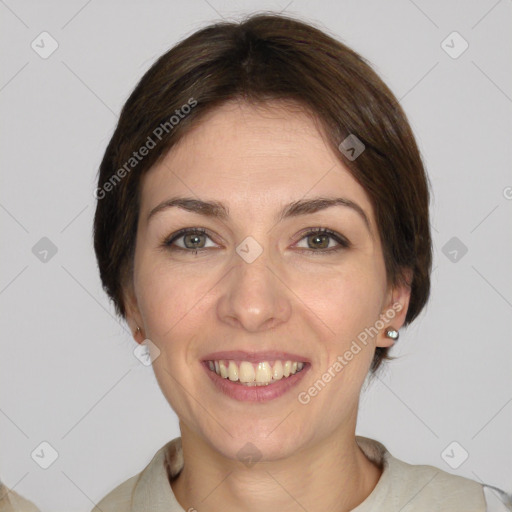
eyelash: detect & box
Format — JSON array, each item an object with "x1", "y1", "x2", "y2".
[{"x1": 162, "y1": 227, "x2": 350, "y2": 256}]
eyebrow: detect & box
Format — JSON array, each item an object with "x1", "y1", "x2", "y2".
[{"x1": 147, "y1": 196, "x2": 371, "y2": 233}]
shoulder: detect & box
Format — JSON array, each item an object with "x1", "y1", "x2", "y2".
[
  {"x1": 391, "y1": 459, "x2": 512, "y2": 511},
  {"x1": 387, "y1": 455, "x2": 486, "y2": 510},
  {"x1": 356, "y1": 436, "x2": 511, "y2": 511},
  {"x1": 0, "y1": 481, "x2": 41, "y2": 512},
  {"x1": 90, "y1": 437, "x2": 183, "y2": 512},
  {"x1": 90, "y1": 473, "x2": 141, "y2": 512}
]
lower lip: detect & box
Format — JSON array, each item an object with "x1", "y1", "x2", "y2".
[{"x1": 202, "y1": 362, "x2": 310, "y2": 402}]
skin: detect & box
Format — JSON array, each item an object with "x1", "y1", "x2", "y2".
[{"x1": 124, "y1": 99, "x2": 411, "y2": 512}]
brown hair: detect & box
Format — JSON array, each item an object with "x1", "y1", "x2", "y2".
[{"x1": 93, "y1": 12, "x2": 432, "y2": 374}]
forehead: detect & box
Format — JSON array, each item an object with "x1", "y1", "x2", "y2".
[{"x1": 139, "y1": 100, "x2": 375, "y2": 227}]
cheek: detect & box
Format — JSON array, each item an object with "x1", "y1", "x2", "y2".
[
  {"x1": 301, "y1": 263, "x2": 386, "y2": 343},
  {"x1": 295, "y1": 266, "x2": 385, "y2": 415},
  {"x1": 134, "y1": 256, "x2": 208, "y2": 348},
  {"x1": 133, "y1": 258, "x2": 212, "y2": 417}
]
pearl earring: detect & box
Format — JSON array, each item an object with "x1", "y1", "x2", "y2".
[{"x1": 385, "y1": 328, "x2": 399, "y2": 341}]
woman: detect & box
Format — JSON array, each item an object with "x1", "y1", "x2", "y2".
[{"x1": 90, "y1": 13, "x2": 509, "y2": 512}]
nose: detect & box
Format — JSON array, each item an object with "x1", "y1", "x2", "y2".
[{"x1": 216, "y1": 250, "x2": 292, "y2": 332}]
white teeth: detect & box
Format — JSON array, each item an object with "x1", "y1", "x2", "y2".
[
  {"x1": 219, "y1": 361, "x2": 228, "y2": 378},
  {"x1": 228, "y1": 361, "x2": 239, "y2": 381},
  {"x1": 239, "y1": 361, "x2": 255, "y2": 383},
  {"x1": 207, "y1": 359, "x2": 306, "y2": 385},
  {"x1": 272, "y1": 360, "x2": 284, "y2": 380},
  {"x1": 255, "y1": 362, "x2": 272, "y2": 383}
]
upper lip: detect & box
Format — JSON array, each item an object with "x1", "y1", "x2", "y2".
[{"x1": 202, "y1": 350, "x2": 310, "y2": 363}]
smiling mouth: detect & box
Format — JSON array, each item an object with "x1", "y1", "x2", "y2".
[{"x1": 205, "y1": 359, "x2": 306, "y2": 386}]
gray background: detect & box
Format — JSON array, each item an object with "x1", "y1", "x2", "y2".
[{"x1": 0, "y1": 1, "x2": 511, "y2": 511}]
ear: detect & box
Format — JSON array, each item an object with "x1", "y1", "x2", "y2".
[
  {"x1": 376, "y1": 268, "x2": 412, "y2": 348},
  {"x1": 122, "y1": 281, "x2": 146, "y2": 345}
]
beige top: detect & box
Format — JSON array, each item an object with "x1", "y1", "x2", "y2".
[
  {"x1": 0, "y1": 482, "x2": 40, "y2": 512},
  {"x1": 1, "y1": 436, "x2": 508, "y2": 511},
  {"x1": 90, "y1": 436, "x2": 497, "y2": 512}
]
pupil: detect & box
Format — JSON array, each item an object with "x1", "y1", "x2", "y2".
[
  {"x1": 186, "y1": 234, "x2": 204, "y2": 248},
  {"x1": 310, "y1": 234, "x2": 327, "y2": 249}
]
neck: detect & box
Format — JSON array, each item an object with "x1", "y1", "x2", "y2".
[{"x1": 171, "y1": 425, "x2": 382, "y2": 512}]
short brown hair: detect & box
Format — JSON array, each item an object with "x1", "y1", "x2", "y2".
[{"x1": 93, "y1": 12, "x2": 432, "y2": 374}]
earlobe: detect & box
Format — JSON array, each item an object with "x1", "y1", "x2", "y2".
[
  {"x1": 376, "y1": 270, "x2": 412, "y2": 348},
  {"x1": 127, "y1": 318, "x2": 146, "y2": 345},
  {"x1": 133, "y1": 325, "x2": 145, "y2": 344},
  {"x1": 122, "y1": 284, "x2": 145, "y2": 344}
]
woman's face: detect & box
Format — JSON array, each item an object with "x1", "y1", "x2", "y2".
[{"x1": 126, "y1": 100, "x2": 409, "y2": 461}]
